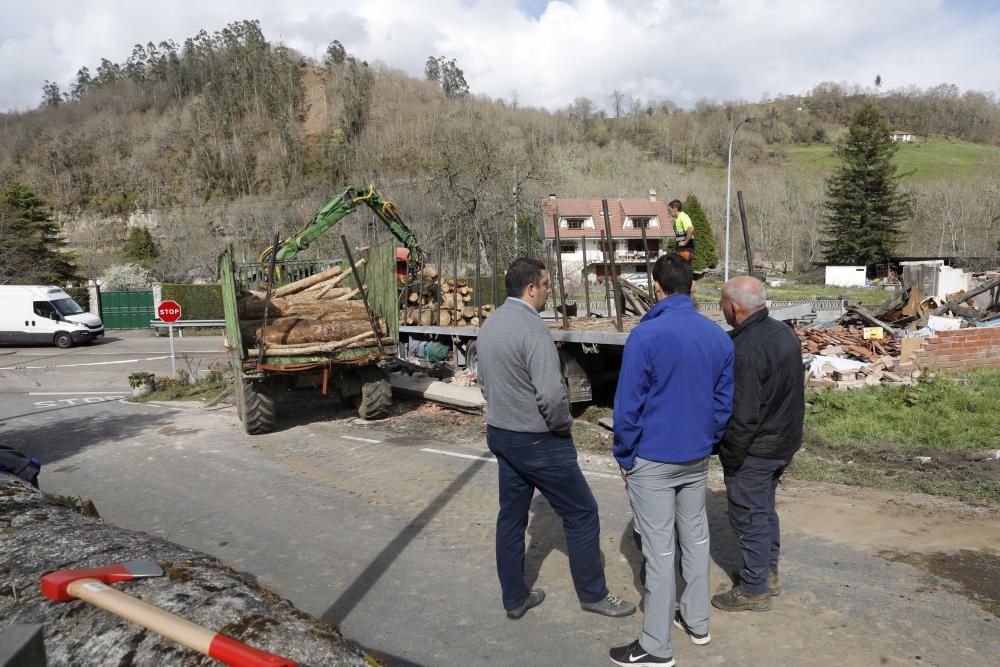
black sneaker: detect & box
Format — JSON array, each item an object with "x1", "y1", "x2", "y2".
[
  {"x1": 506, "y1": 588, "x2": 545, "y2": 619},
  {"x1": 609, "y1": 640, "x2": 675, "y2": 666},
  {"x1": 673, "y1": 611, "x2": 711, "y2": 645},
  {"x1": 581, "y1": 593, "x2": 637, "y2": 617}
]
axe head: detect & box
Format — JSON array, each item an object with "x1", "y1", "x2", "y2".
[{"x1": 41, "y1": 559, "x2": 164, "y2": 601}]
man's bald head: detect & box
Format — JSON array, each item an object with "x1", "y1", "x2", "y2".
[{"x1": 721, "y1": 276, "x2": 766, "y2": 327}]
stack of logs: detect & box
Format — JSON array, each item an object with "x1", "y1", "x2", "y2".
[
  {"x1": 400, "y1": 265, "x2": 493, "y2": 327},
  {"x1": 238, "y1": 259, "x2": 391, "y2": 355}
]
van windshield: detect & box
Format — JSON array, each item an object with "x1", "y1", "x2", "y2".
[{"x1": 52, "y1": 298, "x2": 85, "y2": 316}]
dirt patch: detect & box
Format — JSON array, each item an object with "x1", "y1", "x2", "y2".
[
  {"x1": 370, "y1": 399, "x2": 484, "y2": 442},
  {"x1": 878, "y1": 549, "x2": 1000, "y2": 617},
  {"x1": 300, "y1": 66, "x2": 329, "y2": 145},
  {"x1": 157, "y1": 426, "x2": 202, "y2": 437},
  {"x1": 795, "y1": 437, "x2": 1000, "y2": 502}
]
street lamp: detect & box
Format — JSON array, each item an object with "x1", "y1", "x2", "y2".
[{"x1": 724, "y1": 116, "x2": 754, "y2": 282}]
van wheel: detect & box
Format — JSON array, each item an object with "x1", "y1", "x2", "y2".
[{"x1": 54, "y1": 333, "x2": 74, "y2": 349}]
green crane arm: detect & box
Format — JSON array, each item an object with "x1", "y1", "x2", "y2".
[{"x1": 263, "y1": 185, "x2": 425, "y2": 276}]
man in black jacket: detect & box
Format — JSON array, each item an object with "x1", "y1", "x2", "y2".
[{"x1": 713, "y1": 276, "x2": 804, "y2": 613}]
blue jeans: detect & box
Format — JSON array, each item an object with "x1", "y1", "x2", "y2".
[
  {"x1": 486, "y1": 426, "x2": 609, "y2": 610},
  {"x1": 724, "y1": 455, "x2": 789, "y2": 595}
]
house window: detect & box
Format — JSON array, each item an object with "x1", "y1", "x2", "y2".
[
  {"x1": 560, "y1": 241, "x2": 577, "y2": 254},
  {"x1": 633, "y1": 217, "x2": 650, "y2": 229},
  {"x1": 567, "y1": 219, "x2": 584, "y2": 230}
]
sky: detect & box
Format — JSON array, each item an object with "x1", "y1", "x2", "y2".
[{"x1": 2, "y1": 0, "x2": 999, "y2": 113}]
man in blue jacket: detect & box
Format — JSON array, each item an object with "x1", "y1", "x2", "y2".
[{"x1": 609, "y1": 254, "x2": 734, "y2": 667}]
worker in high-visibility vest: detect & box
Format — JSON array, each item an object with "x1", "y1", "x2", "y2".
[{"x1": 668, "y1": 199, "x2": 695, "y2": 262}]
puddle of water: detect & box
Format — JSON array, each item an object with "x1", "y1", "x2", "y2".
[{"x1": 879, "y1": 549, "x2": 1000, "y2": 617}]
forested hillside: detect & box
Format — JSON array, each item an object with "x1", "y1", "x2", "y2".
[{"x1": 1, "y1": 20, "x2": 998, "y2": 283}]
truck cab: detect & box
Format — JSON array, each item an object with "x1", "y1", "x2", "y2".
[{"x1": 0, "y1": 286, "x2": 104, "y2": 348}]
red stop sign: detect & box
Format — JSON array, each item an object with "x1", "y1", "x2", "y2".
[{"x1": 157, "y1": 300, "x2": 182, "y2": 323}]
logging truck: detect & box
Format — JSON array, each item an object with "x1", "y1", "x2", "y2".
[
  {"x1": 222, "y1": 185, "x2": 424, "y2": 434},
  {"x1": 396, "y1": 263, "x2": 641, "y2": 406}
]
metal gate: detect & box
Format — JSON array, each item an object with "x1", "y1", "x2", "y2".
[{"x1": 99, "y1": 290, "x2": 154, "y2": 329}]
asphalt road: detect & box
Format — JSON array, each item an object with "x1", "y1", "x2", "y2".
[{"x1": 1, "y1": 333, "x2": 997, "y2": 666}]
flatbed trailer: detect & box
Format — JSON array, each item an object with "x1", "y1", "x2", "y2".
[{"x1": 398, "y1": 315, "x2": 645, "y2": 404}]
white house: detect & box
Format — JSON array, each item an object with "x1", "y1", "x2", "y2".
[{"x1": 541, "y1": 191, "x2": 675, "y2": 282}]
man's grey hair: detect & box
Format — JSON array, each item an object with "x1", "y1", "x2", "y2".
[{"x1": 724, "y1": 278, "x2": 767, "y2": 310}]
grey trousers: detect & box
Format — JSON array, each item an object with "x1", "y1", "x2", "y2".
[{"x1": 627, "y1": 456, "x2": 710, "y2": 659}]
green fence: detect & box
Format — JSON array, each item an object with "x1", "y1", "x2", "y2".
[
  {"x1": 161, "y1": 284, "x2": 224, "y2": 320},
  {"x1": 99, "y1": 290, "x2": 154, "y2": 329}
]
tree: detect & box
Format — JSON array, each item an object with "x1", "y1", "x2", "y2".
[
  {"x1": 424, "y1": 56, "x2": 441, "y2": 82},
  {"x1": 822, "y1": 102, "x2": 911, "y2": 265},
  {"x1": 424, "y1": 56, "x2": 468, "y2": 98},
  {"x1": 324, "y1": 40, "x2": 346, "y2": 66},
  {"x1": 0, "y1": 182, "x2": 78, "y2": 284},
  {"x1": 71, "y1": 67, "x2": 93, "y2": 100},
  {"x1": 121, "y1": 227, "x2": 160, "y2": 268},
  {"x1": 682, "y1": 194, "x2": 718, "y2": 270},
  {"x1": 874, "y1": 74, "x2": 882, "y2": 90},
  {"x1": 439, "y1": 59, "x2": 469, "y2": 99},
  {"x1": 41, "y1": 81, "x2": 63, "y2": 107}
]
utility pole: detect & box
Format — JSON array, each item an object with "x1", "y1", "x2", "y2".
[{"x1": 725, "y1": 116, "x2": 753, "y2": 282}]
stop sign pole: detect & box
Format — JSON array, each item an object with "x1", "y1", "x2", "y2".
[{"x1": 157, "y1": 301, "x2": 182, "y2": 378}]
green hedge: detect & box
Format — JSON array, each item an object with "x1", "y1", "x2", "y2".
[
  {"x1": 161, "y1": 283, "x2": 224, "y2": 320},
  {"x1": 64, "y1": 287, "x2": 91, "y2": 312}
]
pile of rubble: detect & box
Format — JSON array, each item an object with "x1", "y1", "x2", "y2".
[
  {"x1": 798, "y1": 272, "x2": 1000, "y2": 390},
  {"x1": 798, "y1": 325, "x2": 914, "y2": 389},
  {"x1": 875, "y1": 273, "x2": 1000, "y2": 332}
]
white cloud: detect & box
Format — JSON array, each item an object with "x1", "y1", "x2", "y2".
[{"x1": 1, "y1": 0, "x2": 998, "y2": 113}]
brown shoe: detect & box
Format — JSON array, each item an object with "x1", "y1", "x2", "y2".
[
  {"x1": 712, "y1": 586, "x2": 771, "y2": 612},
  {"x1": 768, "y1": 571, "x2": 781, "y2": 597}
]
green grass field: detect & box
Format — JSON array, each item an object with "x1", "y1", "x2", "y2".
[
  {"x1": 785, "y1": 138, "x2": 1000, "y2": 181},
  {"x1": 694, "y1": 278, "x2": 891, "y2": 306}
]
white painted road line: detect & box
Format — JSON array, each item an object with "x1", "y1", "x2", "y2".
[
  {"x1": 30, "y1": 391, "x2": 131, "y2": 395},
  {"x1": 421, "y1": 448, "x2": 496, "y2": 463},
  {"x1": 341, "y1": 435, "x2": 383, "y2": 444},
  {"x1": 12, "y1": 356, "x2": 170, "y2": 369},
  {"x1": 419, "y1": 447, "x2": 621, "y2": 480},
  {"x1": 117, "y1": 399, "x2": 186, "y2": 411}
]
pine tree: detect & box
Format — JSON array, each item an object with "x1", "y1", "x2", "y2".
[
  {"x1": 822, "y1": 102, "x2": 910, "y2": 265},
  {"x1": 0, "y1": 182, "x2": 78, "y2": 284},
  {"x1": 121, "y1": 227, "x2": 160, "y2": 268},
  {"x1": 682, "y1": 194, "x2": 718, "y2": 270}
]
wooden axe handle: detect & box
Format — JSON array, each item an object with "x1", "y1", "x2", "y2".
[{"x1": 66, "y1": 578, "x2": 296, "y2": 667}]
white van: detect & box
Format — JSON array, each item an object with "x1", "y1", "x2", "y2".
[{"x1": 0, "y1": 286, "x2": 104, "y2": 348}]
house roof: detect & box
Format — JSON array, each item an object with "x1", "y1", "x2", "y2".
[{"x1": 541, "y1": 197, "x2": 674, "y2": 239}]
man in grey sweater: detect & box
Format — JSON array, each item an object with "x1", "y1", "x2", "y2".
[{"x1": 478, "y1": 257, "x2": 636, "y2": 620}]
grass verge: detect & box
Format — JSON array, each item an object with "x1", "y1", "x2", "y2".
[
  {"x1": 793, "y1": 369, "x2": 1000, "y2": 502},
  {"x1": 132, "y1": 367, "x2": 231, "y2": 403},
  {"x1": 573, "y1": 370, "x2": 1000, "y2": 503}
]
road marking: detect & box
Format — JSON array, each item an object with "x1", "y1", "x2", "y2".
[
  {"x1": 582, "y1": 470, "x2": 621, "y2": 480},
  {"x1": 30, "y1": 391, "x2": 130, "y2": 395},
  {"x1": 341, "y1": 435, "x2": 382, "y2": 444},
  {"x1": 421, "y1": 448, "x2": 496, "y2": 463},
  {"x1": 118, "y1": 399, "x2": 186, "y2": 411},
  {"x1": 33, "y1": 396, "x2": 126, "y2": 408},
  {"x1": 12, "y1": 356, "x2": 170, "y2": 369},
  {"x1": 420, "y1": 447, "x2": 620, "y2": 480}
]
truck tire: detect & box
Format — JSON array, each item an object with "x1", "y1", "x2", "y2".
[
  {"x1": 357, "y1": 367, "x2": 392, "y2": 420},
  {"x1": 465, "y1": 341, "x2": 478, "y2": 373},
  {"x1": 54, "y1": 332, "x2": 74, "y2": 349},
  {"x1": 242, "y1": 379, "x2": 277, "y2": 434}
]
